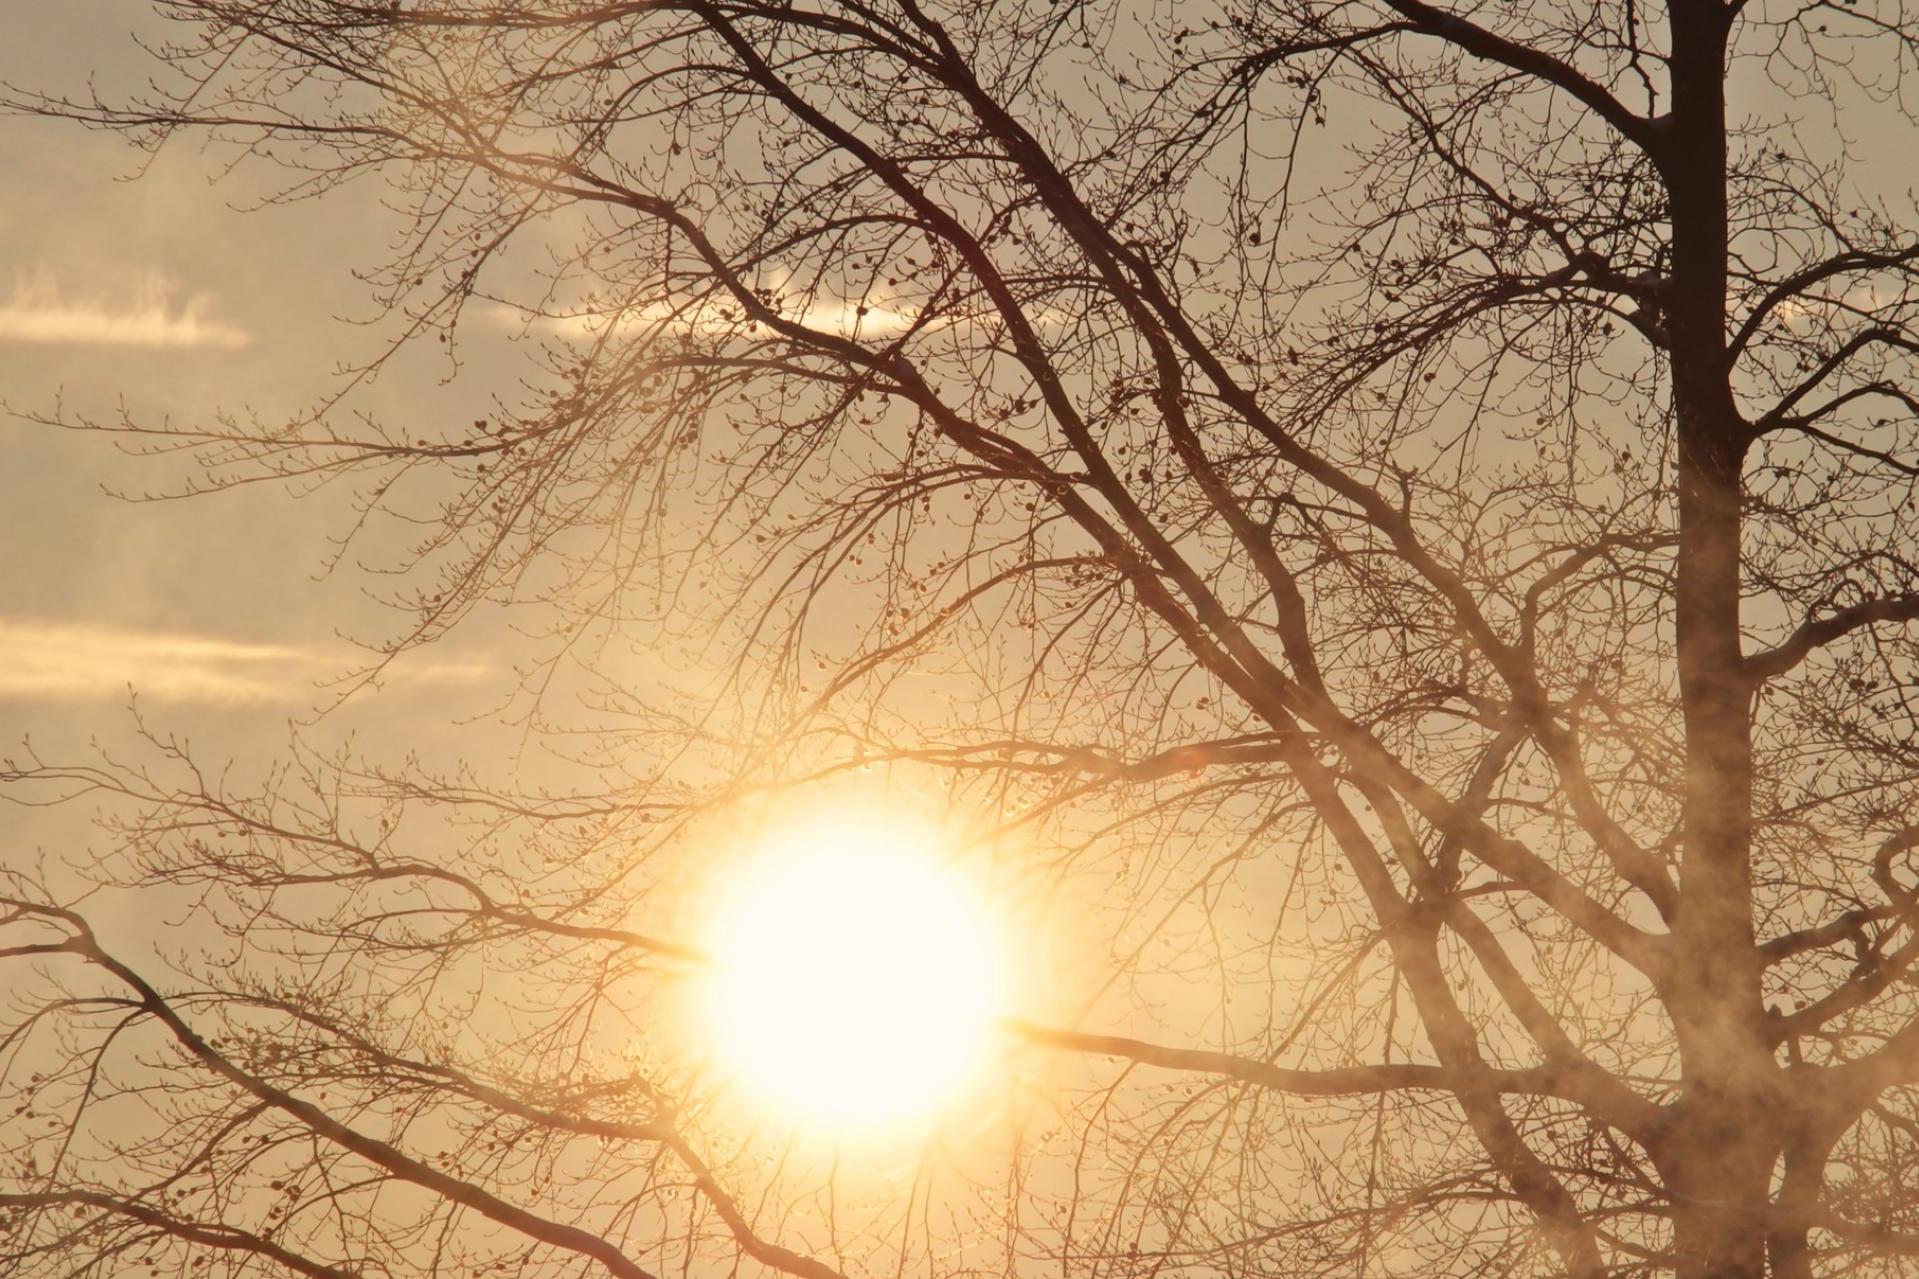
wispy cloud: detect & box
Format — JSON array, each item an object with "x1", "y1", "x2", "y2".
[
  {"x1": 483, "y1": 268, "x2": 1067, "y2": 345},
  {"x1": 0, "y1": 270, "x2": 251, "y2": 349},
  {"x1": 487, "y1": 295, "x2": 926, "y2": 343},
  {"x1": 0, "y1": 618, "x2": 489, "y2": 704}
]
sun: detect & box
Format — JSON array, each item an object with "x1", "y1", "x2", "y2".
[{"x1": 697, "y1": 814, "x2": 1008, "y2": 1132}]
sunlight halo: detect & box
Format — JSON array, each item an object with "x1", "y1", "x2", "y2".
[{"x1": 697, "y1": 814, "x2": 1008, "y2": 1134}]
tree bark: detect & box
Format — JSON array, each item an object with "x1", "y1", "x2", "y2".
[{"x1": 1659, "y1": 4, "x2": 1775, "y2": 1276}]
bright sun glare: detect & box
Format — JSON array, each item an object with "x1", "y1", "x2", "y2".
[{"x1": 700, "y1": 816, "x2": 1007, "y2": 1132}]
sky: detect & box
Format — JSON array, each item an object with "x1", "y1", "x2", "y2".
[
  {"x1": 4, "y1": 3, "x2": 1907, "y2": 734},
  {"x1": 0, "y1": 9, "x2": 1088, "y2": 1173},
  {"x1": 0, "y1": 7, "x2": 530, "y2": 881},
  {"x1": 9, "y1": 10, "x2": 1919, "y2": 1274},
  {"x1": 4, "y1": 9, "x2": 355, "y2": 672},
  {"x1": 5, "y1": 1, "x2": 1913, "y2": 943}
]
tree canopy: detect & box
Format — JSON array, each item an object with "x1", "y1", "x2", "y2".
[{"x1": 6, "y1": 2, "x2": 1919, "y2": 1277}]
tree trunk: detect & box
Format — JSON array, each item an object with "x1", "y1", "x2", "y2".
[
  {"x1": 1765, "y1": 1127, "x2": 1840, "y2": 1279},
  {"x1": 1660, "y1": 5, "x2": 1777, "y2": 1277},
  {"x1": 1662, "y1": 1100, "x2": 1778, "y2": 1279}
]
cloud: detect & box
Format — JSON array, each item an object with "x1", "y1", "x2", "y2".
[
  {"x1": 482, "y1": 268, "x2": 1063, "y2": 345},
  {"x1": 0, "y1": 270, "x2": 251, "y2": 349},
  {"x1": 487, "y1": 295, "x2": 922, "y2": 343},
  {"x1": 0, "y1": 618, "x2": 489, "y2": 704},
  {"x1": 1765, "y1": 279, "x2": 1891, "y2": 332}
]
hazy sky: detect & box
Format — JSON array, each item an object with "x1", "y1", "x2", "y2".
[
  {"x1": 0, "y1": 8, "x2": 538, "y2": 881},
  {"x1": 5, "y1": 9, "x2": 370, "y2": 684},
  {"x1": 4, "y1": 3, "x2": 1910, "y2": 802}
]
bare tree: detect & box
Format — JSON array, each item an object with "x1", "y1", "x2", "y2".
[{"x1": 6, "y1": 1, "x2": 1919, "y2": 1276}]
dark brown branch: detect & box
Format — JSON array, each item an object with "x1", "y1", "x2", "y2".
[
  {"x1": 1375, "y1": 0, "x2": 1660, "y2": 148},
  {"x1": 1731, "y1": 246, "x2": 1919, "y2": 357},
  {"x1": 1744, "y1": 596, "x2": 1919, "y2": 683}
]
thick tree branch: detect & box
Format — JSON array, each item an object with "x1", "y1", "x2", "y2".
[
  {"x1": 1375, "y1": 0, "x2": 1660, "y2": 148},
  {"x1": 1011, "y1": 1022, "x2": 1662, "y2": 1140},
  {"x1": 1731, "y1": 246, "x2": 1919, "y2": 357},
  {"x1": 1744, "y1": 596, "x2": 1919, "y2": 683}
]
